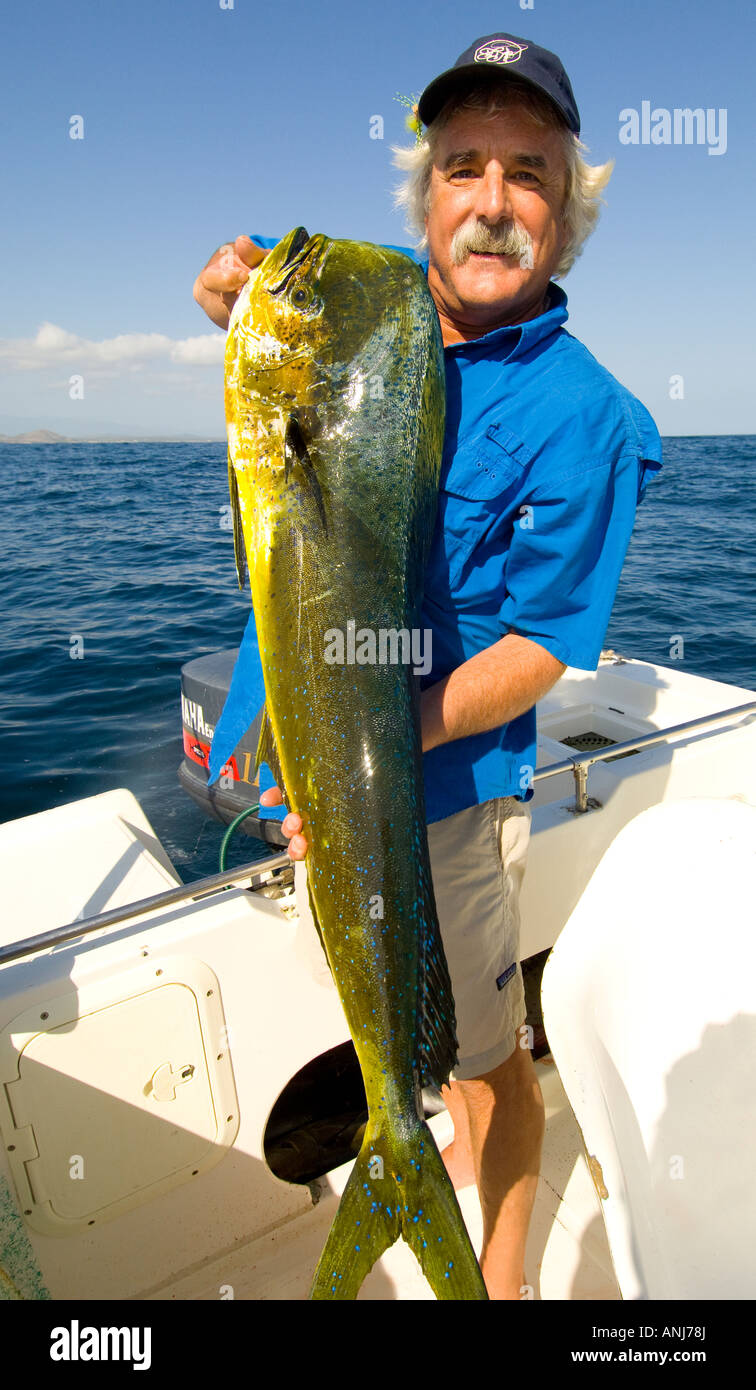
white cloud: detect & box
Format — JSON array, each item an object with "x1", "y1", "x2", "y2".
[
  {"x1": 0, "y1": 323, "x2": 226, "y2": 371},
  {"x1": 170, "y1": 335, "x2": 228, "y2": 365}
]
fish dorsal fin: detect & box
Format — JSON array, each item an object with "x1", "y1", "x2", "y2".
[
  {"x1": 227, "y1": 451, "x2": 247, "y2": 591},
  {"x1": 415, "y1": 866, "x2": 459, "y2": 1090},
  {"x1": 254, "y1": 704, "x2": 285, "y2": 790}
]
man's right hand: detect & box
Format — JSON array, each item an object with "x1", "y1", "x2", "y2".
[
  {"x1": 259, "y1": 785, "x2": 309, "y2": 861},
  {"x1": 193, "y1": 236, "x2": 268, "y2": 330}
]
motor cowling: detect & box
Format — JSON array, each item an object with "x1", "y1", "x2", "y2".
[{"x1": 178, "y1": 650, "x2": 287, "y2": 846}]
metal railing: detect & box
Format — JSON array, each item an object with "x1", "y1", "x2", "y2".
[
  {"x1": 533, "y1": 700, "x2": 756, "y2": 813},
  {"x1": 0, "y1": 852, "x2": 292, "y2": 967},
  {"x1": 2, "y1": 700, "x2": 754, "y2": 964}
]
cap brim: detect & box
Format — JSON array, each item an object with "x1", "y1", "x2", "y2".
[{"x1": 417, "y1": 64, "x2": 573, "y2": 133}]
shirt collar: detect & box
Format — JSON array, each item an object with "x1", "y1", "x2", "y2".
[
  {"x1": 444, "y1": 281, "x2": 569, "y2": 358},
  {"x1": 417, "y1": 260, "x2": 569, "y2": 359}
]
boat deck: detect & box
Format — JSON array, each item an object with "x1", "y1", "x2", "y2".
[{"x1": 144, "y1": 1056, "x2": 619, "y2": 1302}]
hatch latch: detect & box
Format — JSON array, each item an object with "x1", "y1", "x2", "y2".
[{"x1": 150, "y1": 1061, "x2": 196, "y2": 1103}]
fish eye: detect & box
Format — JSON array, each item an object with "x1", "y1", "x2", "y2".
[{"x1": 291, "y1": 285, "x2": 312, "y2": 307}]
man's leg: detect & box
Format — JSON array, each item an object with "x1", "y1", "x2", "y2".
[
  {"x1": 454, "y1": 1034, "x2": 545, "y2": 1299},
  {"x1": 427, "y1": 796, "x2": 538, "y2": 1298},
  {"x1": 440, "y1": 1079, "x2": 476, "y2": 1188}
]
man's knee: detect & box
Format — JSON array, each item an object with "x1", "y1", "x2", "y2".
[{"x1": 452, "y1": 1021, "x2": 544, "y2": 1122}]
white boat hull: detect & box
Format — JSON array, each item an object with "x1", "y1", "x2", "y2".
[{"x1": 0, "y1": 656, "x2": 753, "y2": 1300}]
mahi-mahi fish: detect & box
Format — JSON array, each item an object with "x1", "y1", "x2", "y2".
[{"x1": 223, "y1": 226, "x2": 487, "y2": 1300}]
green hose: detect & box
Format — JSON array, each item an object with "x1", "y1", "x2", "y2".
[{"x1": 218, "y1": 804, "x2": 260, "y2": 872}]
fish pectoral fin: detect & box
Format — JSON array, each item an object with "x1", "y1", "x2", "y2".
[
  {"x1": 284, "y1": 414, "x2": 328, "y2": 532},
  {"x1": 227, "y1": 451, "x2": 247, "y2": 591},
  {"x1": 254, "y1": 704, "x2": 285, "y2": 790}
]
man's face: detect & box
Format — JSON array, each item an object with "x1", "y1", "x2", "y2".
[{"x1": 425, "y1": 100, "x2": 569, "y2": 340}]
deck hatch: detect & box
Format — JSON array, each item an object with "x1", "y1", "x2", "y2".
[{"x1": 0, "y1": 957, "x2": 239, "y2": 1236}]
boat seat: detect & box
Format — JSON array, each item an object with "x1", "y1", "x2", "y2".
[
  {"x1": 0, "y1": 789, "x2": 181, "y2": 945},
  {"x1": 540, "y1": 796, "x2": 756, "y2": 1300}
]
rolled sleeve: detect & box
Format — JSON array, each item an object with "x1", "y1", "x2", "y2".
[{"x1": 498, "y1": 452, "x2": 644, "y2": 671}]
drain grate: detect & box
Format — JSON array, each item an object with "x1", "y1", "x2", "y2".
[
  {"x1": 562, "y1": 731, "x2": 615, "y2": 751},
  {"x1": 561, "y1": 730, "x2": 637, "y2": 762}
]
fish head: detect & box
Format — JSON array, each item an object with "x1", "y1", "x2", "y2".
[
  {"x1": 226, "y1": 226, "x2": 424, "y2": 412},
  {"x1": 229, "y1": 227, "x2": 324, "y2": 382},
  {"x1": 225, "y1": 226, "x2": 442, "y2": 589}
]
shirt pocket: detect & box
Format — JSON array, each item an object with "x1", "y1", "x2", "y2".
[{"x1": 430, "y1": 425, "x2": 534, "y2": 593}]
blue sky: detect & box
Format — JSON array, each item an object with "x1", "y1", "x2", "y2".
[{"x1": 2, "y1": 0, "x2": 753, "y2": 437}]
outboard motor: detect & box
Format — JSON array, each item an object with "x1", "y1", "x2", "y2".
[{"x1": 178, "y1": 650, "x2": 287, "y2": 846}]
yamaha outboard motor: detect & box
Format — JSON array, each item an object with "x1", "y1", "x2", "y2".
[{"x1": 178, "y1": 650, "x2": 287, "y2": 847}]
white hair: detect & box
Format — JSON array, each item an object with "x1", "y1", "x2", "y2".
[{"x1": 392, "y1": 79, "x2": 614, "y2": 278}]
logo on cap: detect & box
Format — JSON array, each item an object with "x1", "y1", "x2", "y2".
[{"x1": 474, "y1": 40, "x2": 528, "y2": 66}]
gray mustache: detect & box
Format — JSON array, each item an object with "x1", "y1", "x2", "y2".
[{"x1": 450, "y1": 221, "x2": 534, "y2": 266}]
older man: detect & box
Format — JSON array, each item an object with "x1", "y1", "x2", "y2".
[{"x1": 194, "y1": 33, "x2": 662, "y2": 1300}]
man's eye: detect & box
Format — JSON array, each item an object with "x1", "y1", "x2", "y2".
[
  {"x1": 512, "y1": 171, "x2": 539, "y2": 182},
  {"x1": 450, "y1": 168, "x2": 476, "y2": 179}
]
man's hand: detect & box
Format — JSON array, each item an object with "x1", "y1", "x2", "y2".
[
  {"x1": 259, "y1": 785, "x2": 309, "y2": 860},
  {"x1": 193, "y1": 236, "x2": 268, "y2": 329},
  {"x1": 257, "y1": 633, "x2": 564, "y2": 858}
]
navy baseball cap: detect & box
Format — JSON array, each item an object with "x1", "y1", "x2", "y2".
[{"x1": 417, "y1": 33, "x2": 580, "y2": 136}]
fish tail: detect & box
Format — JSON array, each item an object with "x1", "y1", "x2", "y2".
[
  {"x1": 309, "y1": 1116, "x2": 487, "y2": 1300},
  {"x1": 309, "y1": 1126, "x2": 400, "y2": 1300},
  {"x1": 395, "y1": 1120, "x2": 488, "y2": 1300}
]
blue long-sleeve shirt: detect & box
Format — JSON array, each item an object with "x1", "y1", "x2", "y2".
[{"x1": 209, "y1": 235, "x2": 662, "y2": 822}]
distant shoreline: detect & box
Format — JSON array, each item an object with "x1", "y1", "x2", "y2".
[{"x1": 0, "y1": 430, "x2": 224, "y2": 444}]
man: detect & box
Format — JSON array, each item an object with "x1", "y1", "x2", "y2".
[{"x1": 194, "y1": 33, "x2": 662, "y2": 1299}]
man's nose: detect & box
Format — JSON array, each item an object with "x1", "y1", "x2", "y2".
[{"x1": 473, "y1": 164, "x2": 513, "y2": 223}]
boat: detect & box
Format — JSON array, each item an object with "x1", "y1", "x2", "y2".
[{"x1": 0, "y1": 650, "x2": 754, "y2": 1301}]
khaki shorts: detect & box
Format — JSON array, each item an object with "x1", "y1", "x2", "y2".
[{"x1": 293, "y1": 795, "x2": 531, "y2": 1082}]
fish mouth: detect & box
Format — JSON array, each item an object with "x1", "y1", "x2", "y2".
[
  {"x1": 282, "y1": 225, "x2": 310, "y2": 266},
  {"x1": 267, "y1": 226, "x2": 328, "y2": 296}
]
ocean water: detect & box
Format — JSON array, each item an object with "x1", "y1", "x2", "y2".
[{"x1": 1, "y1": 436, "x2": 753, "y2": 883}]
